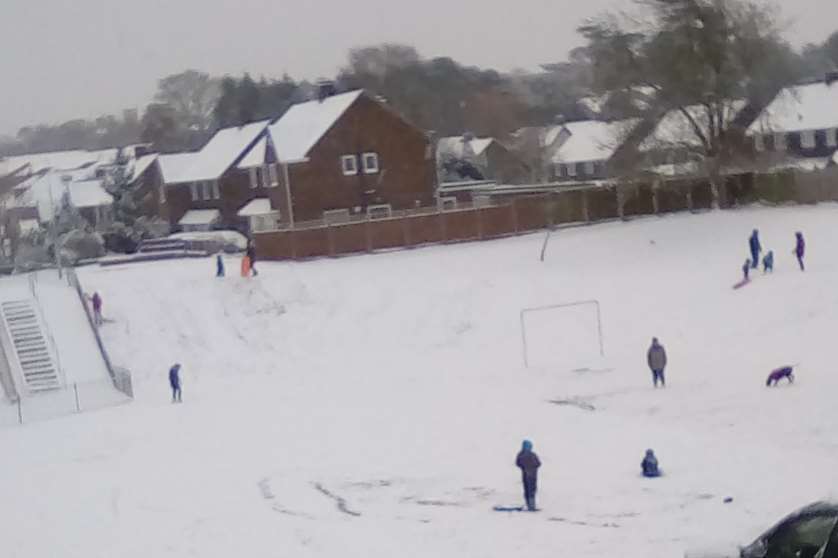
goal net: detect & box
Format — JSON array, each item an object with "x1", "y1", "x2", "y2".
[{"x1": 520, "y1": 300, "x2": 604, "y2": 369}]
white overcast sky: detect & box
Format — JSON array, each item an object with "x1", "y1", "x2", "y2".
[{"x1": 0, "y1": 0, "x2": 835, "y2": 136}]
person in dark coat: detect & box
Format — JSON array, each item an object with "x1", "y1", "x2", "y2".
[
  {"x1": 91, "y1": 292, "x2": 103, "y2": 326},
  {"x1": 762, "y1": 250, "x2": 774, "y2": 274},
  {"x1": 246, "y1": 241, "x2": 258, "y2": 277},
  {"x1": 515, "y1": 440, "x2": 541, "y2": 511},
  {"x1": 749, "y1": 229, "x2": 761, "y2": 269},
  {"x1": 216, "y1": 254, "x2": 225, "y2": 278},
  {"x1": 169, "y1": 363, "x2": 182, "y2": 403},
  {"x1": 647, "y1": 337, "x2": 667, "y2": 388},
  {"x1": 794, "y1": 232, "x2": 805, "y2": 271},
  {"x1": 641, "y1": 449, "x2": 661, "y2": 478},
  {"x1": 742, "y1": 259, "x2": 751, "y2": 282}
]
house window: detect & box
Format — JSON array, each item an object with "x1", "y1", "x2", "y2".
[
  {"x1": 268, "y1": 164, "x2": 279, "y2": 187},
  {"x1": 801, "y1": 130, "x2": 816, "y2": 150},
  {"x1": 567, "y1": 162, "x2": 577, "y2": 177},
  {"x1": 341, "y1": 155, "x2": 358, "y2": 176},
  {"x1": 754, "y1": 134, "x2": 765, "y2": 152},
  {"x1": 556, "y1": 164, "x2": 566, "y2": 178},
  {"x1": 439, "y1": 196, "x2": 457, "y2": 211},
  {"x1": 583, "y1": 161, "x2": 595, "y2": 176},
  {"x1": 828, "y1": 129, "x2": 838, "y2": 148},
  {"x1": 774, "y1": 132, "x2": 787, "y2": 152},
  {"x1": 199, "y1": 181, "x2": 214, "y2": 201},
  {"x1": 367, "y1": 204, "x2": 392, "y2": 219},
  {"x1": 211, "y1": 180, "x2": 220, "y2": 200},
  {"x1": 159, "y1": 183, "x2": 166, "y2": 204},
  {"x1": 249, "y1": 167, "x2": 259, "y2": 189},
  {"x1": 362, "y1": 152, "x2": 379, "y2": 174},
  {"x1": 323, "y1": 209, "x2": 351, "y2": 224},
  {"x1": 190, "y1": 182, "x2": 198, "y2": 201}
]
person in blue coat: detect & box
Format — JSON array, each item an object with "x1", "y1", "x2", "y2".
[
  {"x1": 749, "y1": 230, "x2": 762, "y2": 269},
  {"x1": 169, "y1": 363, "x2": 182, "y2": 403},
  {"x1": 762, "y1": 250, "x2": 774, "y2": 274},
  {"x1": 216, "y1": 254, "x2": 225, "y2": 277},
  {"x1": 515, "y1": 440, "x2": 541, "y2": 511},
  {"x1": 642, "y1": 449, "x2": 661, "y2": 478},
  {"x1": 794, "y1": 232, "x2": 805, "y2": 271}
]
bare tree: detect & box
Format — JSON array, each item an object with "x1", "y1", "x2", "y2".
[{"x1": 154, "y1": 70, "x2": 221, "y2": 134}]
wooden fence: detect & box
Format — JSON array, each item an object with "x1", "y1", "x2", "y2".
[{"x1": 255, "y1": 168, "x2": 838, "y2": 261}]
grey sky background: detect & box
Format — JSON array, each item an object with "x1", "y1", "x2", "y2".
[{"x1": 0, "y1": 0, "x2": 835, "y2": 136}]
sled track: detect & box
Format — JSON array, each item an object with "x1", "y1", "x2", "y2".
[{"x1": 313, "y1": 483, "x2": 362, "y2": 517}]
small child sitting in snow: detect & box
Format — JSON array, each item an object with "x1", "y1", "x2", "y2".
[
  {"x1": 642, "y1": 449, "x2": 661, "y2": 478},
  {"x1": 762, "y1": 251, "x2": 774, "y2": 273}
]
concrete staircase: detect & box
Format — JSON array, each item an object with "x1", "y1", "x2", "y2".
[{"x1": 0, "y1": 300, "x2": 61, "y2": 393}]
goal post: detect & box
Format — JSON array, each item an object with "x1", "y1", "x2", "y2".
[{"x1": 520, "y1": 300, "x2": 604, "y2": 368}]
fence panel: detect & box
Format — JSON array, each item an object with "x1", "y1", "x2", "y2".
[
  {"x1": 691, "y1": 182, "x2": 714, "y2": 210},
  {"x1": 331, "y1": 222, "x2": 368, "y2": 255},
  {"x1": 255, "y1": 231, "x2": 295, "y2": 260},
  {"x1": 369, "y1": 219, "x2": 407, "y2": 250},
  {"x1": 656, "y1": 183, "x2": 690, "y2": 213},
  {"x1": 443, "y1": 211, "x2": 480, "y2": 242},
  {"x1": 620, "y1": 184, "x2": 654, "y2": 217},
  {"x1": 480, "y1": 205, "x2": 516, "y2": 238},
  {"x1": 514, "y1": 196, "x2": 550, "y2": 231},
  {"x1": 293, "y1": 228, "x2": 330, "y2": 259},
  {"x1": 553, "y1": 191, "x2": 587, "y2": 224},
  {"x1": 588, "y1": 188, "x2": 620, "y2": 220},
  {"x1": 405, "y1": 214, "x2": 444, "y2": 246}
]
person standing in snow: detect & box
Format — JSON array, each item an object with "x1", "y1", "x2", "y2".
[
  {"x1": 515, "y1": 440, "x2": 541, "y2": 512},
  {"x1": 91, "y1": 292, "x2": 103, "y2": 326},
  {"x1": 216, "y1": 254, "x2": 225, "y2": 278},
  {"x1": 794, "y1": 232, "x2": 805, "y2": 271},
  {"x1": 246, "y1": 241, "x2": 259, "y2": 277},
  {"x1": 742, "y1": 259, "x2": 751, "y2": 282},
  {"x1": 169, "y1": 363, "x2": 182, "y2": 403},
  {"x1": 749, "y1": 229, "x2": 762, "y2": 270},
  {"x1": 641, "y1": 449, "x2": 661, "y2": 478},
  {"x1": 647, "y1": 337, "x2": 667, "y2": 388},
  {"x1": 762, "y1": 250, "x2": 774, "y2": 274}
]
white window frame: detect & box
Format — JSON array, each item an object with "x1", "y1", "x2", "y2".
[
  {"x1": 828, "y1": 128, "x2": 838, "y2": 148},
  {"x1": 754, "y1": 134, "x2": 765, "y2": 152},
  {"x1": 801, "y1": 130, "x2": 816, "y2": 150},
  {"x1": 362, "y1": 152, "x2": 380, "y2": 174},
  {"x1": 567, "y1": 162, "x2": 577, "y2": 177},
  {"x1": 583, "y1": 161, "x2": 595, "y2": 176},
  {"x1": 268, "y1": 164, "x2": 279, "y2": 187},
  {"x1": 366, "y1": 204, "x2": 392, "y2": 220},
  {"x1": 323, "y1": 208, "x2": 351, "y2": 224},
  {"x1": 189, "y1": 182, "x2": 198, "y2": 202},
  {"x1": 774, "y1": 132, "x2": 787, "y2": 152},
  {"x1": 201, "y1": 181, "x2": 212, "y2": 201},
  {"x1": 341, "y1": 155, "x2": 358, "y2": 176},
  {"x1": 249, "y1": 167, "x2": 259, "y2": 189},
  {"x1": 211, "y1": 180, "x2": 220, "y2": 200}
]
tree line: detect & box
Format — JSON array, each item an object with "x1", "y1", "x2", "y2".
[{"x1": 1, "y1": 0, "x2": 836, "y2": 159}]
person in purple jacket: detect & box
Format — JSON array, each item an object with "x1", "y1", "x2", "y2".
[{"x1": 794, "y1": 232, "x2": 805, "y2": 271}]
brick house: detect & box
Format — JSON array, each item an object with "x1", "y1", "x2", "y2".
[
  {"x1": 157, "y1": 120, "x2": 271, "y2": 231},
  {"x1": 237, "y1": 89, "x2": 435, "y2": 229},
  {"x1": 552, "y1": 119, "x2": 639, "y2": 182},
  {"x1": 436, "y1": 135, "x2": 530, "y2": 185}
]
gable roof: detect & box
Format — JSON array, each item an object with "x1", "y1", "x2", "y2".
[
  {"x1": 237, "y1": 136, "x2": 267, "y2": 169},
  {"x1": 437, "y1": 136, "x2": 495, "y2": 159},
  {"x1": 748, "y1": 80, "x2": 838, "y2": 135},
  {"x1": 553, "y1": 120, "x2": 638, "y2": 163},
  {"x1": 158, "y1": 153, "x2": 199, "y2": 184},
  {"x1": 129, "y1": 154, "x2": 159, "y2": 183},
  {"x1": 175, "y1": 120, "x2": 270, "y2": 182},
  {"x1": 641, "y1": 101, "x2": 747, "y2": 150},
  {"x1": 267, "y1": 90, "x2": 364, "y2": 163}
]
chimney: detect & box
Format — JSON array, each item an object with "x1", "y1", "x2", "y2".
[
  {"x1": 826, "y1": 70, "x2": 838, "y2": 86},
  {"x1": 316, "y1": 79, "x2": 337, "y2": 102}
]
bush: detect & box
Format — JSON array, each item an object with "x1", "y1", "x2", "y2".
[{"x1": 59, "y1": 230, "x2": 106, "y2": 263}]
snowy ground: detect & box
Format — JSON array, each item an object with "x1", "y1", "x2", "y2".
[{"x1": 3, "y1": 205, "x2": 838, "y2": 557}]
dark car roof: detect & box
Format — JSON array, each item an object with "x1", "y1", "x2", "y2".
[{"x1": 755, "y1": 502, "x2": 838, "y2": 543}]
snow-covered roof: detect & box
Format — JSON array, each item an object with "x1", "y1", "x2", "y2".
[
  {"x1": 641, "y1": 101, "x2": 746, "y2": 150},
  {"x1": 237, "y1": 198, "x2": 276, "y2": 217},
  {"x1": 553, "y1": 120, "x2": 637, "y2": 163},
  {"x1": 748, "y1": 80, "x2": 838, "y2": 135},
  {"x1": 158, "y1": 153, "x2": 200, "y2": 184},
  {"x1": 268, "y1": 90, "x2": 364, "y2": 163},
  {"x1": 437, "y1": 136, "x2": 494, "y2": 159},
  {"x1": 129, "y1": 154, "x2": 158, "y2": 183},
  {"x1": 178, "y1": 209, "x2": 221, "y2": 226},
  {"x1": 178, "y1": 121, "x2": 270, "y2": 182},
  {"x1": 0, "y1": 148, "x2": 127, "y2": 177},
  {"x1": 237, "y1": 136, "x2": 267, "y2": 169},
  {"x1": 69, "y1": 180, "x2": 112, "y2": 208}
]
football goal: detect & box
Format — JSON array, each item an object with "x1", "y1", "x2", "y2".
[{"x1": 520, "y1": 300, "x2": 604, "y2": 369}]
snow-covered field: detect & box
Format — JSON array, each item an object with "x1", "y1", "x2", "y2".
[{"x1": 4, "y1": 205, "x2": 838, "y2": 557}]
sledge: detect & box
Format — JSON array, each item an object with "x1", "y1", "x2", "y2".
[
  {"x1": 493, "y1": 505, "x2": 534, "y2": 512},
  {"x1": 732, "y1": 278, "x2": 750, "y2": 290}
]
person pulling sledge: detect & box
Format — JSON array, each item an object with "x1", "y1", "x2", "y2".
[
  {"x1": 515, "y1": 440, "x2": 541, "y2": 511},
  {"x1": 762, "y1": 250, "x2": 774, "y2": 274},
  {"x1": 794, "y1": 232, "x2": 805, "y2": 271},
  {"x1": 749, "y1": 229, "x2": 762, "y2": 270},
  {"x1": 647, "y1": 337, "x2": 667, "y2": 388},
  {"x1": 246, "y1": 241, "x2": 259, "y2": 277},
  {"x1": 642, "y1": 449, "x2": 661, "y2": 478},
  {"x1": 169, "y1": 363, "x2": 182, "y2": 403}
]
